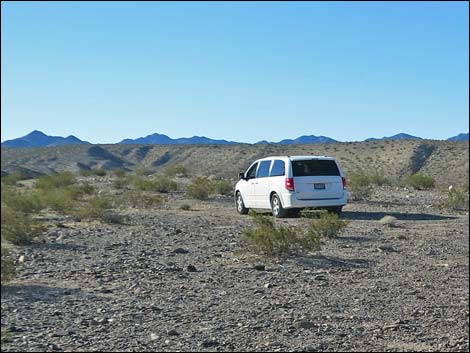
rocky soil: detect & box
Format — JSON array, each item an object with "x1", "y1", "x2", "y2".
[{"x1": 1, "y1": 187, "x2": 469, "y2": 352}]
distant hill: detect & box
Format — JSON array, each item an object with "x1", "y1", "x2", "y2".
[
  {"x1": 365, "y1": 133, "x2": 422, "y2": 142},
  {"x1": 447, "y1": 133, "x2": 469, "y2": 141},
  {"x1": 119, "y1": 133, "x2": 237, "y2": 145},
  {"x1": 1, "y1": 130, "x2": 90, "y2": 148},
  {"x1": 276, "y1": 135, "x2": 337, "y2": 144}
]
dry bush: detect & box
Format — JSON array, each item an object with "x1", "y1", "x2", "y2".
[
  {"x1": 186, "y1": 177, "x2": 211, "y2": 200},
  {"x1": 35, "y1": 172, "x2": 76, "y2": 190},
  {"x1": 405, "y1": 173, "x2": 435, "y2": 190},
  {"x1": 163, "y1": 165, "x2": 190, "y2": 177},
  {"x1": 443, "y1": 186, "x2": 469, "y2": 211},
  {"x1": 1, "y1": 206, "x2": 46, "y2": 245},
  {"x1": 379, "y1": 215, "x2": 398, "y2": 227}
]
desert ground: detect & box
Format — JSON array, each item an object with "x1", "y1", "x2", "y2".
[{"x1": 1, "y1": 172, "x2": 469, "y2": 352}]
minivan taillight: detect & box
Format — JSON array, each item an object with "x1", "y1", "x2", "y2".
[
  {"x1": 285, "y1": 178, "x2": 295, "y2": 191},
  {"x1": 342, "y1": 177, "x2": 347, "y2": 189}
]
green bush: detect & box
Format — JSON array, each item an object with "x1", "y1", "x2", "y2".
[
  {"x1": 120, "y1": 191, "x2": 164, "y2": 208},
  {"x1": 186, "y1": 177, "x2": 211, "y2": 200},
  {"x1": 1, "y1": 257, "x2": 15, "y2": 283},
  {"x1": 1, "y1": 187, "x2": 44, "y2": 214},
  {"x1": 35, "y1": 172, "x2": 76, "y2": 190},
  {"x1": 443, "y1": 186, "x2": 469, "y2": 211},
  {"x1": 369, "y1": 173, "x2": 392, "y2": 186},
  {"x1": 112, "y1": 168, "x2": 127, "y2": 178},
  {"x1": 243, "y1": 213, "x2": 301, "y2": 256},
  {"x1": 80, "y1": 168, "x2": 107, "y2": 177},
  {"x1": 113, "y1": 177, "x2": 128, "y2": 189},
  {"x1": 213, "y1": 179, "x2": 233, "y2": 196},
  {"x1": 1, "y1": 172, "x2": 27, "y2": 186},
  {"x1": 405, "y1": 173, "x2": 435, "y2": 190},
  {"x1": 36, "y1": 188, "x2": 78, "y2": 213},
  {"x1": 306, "y1": 211, "x2": 348, "y2": 238},
  {"x1": 244, "y1": 211, "x2": 348, "y2": 256},
  {"x1": 1, "y1": 206, "x2": 46, "y2": 245},
  {"x1": 76, "y1": 196, "x2": 113, "y2": 220},
  {"x1": 130, "y1": 175, "x2": 177, "y2": 193},
  {"x1": 163, "y1": 165, "x2": 189, "y2": 177},
  {"x1": 347, "y1": 172, "x2": 372, "y2": 200},
  {"x1": 152, "y1": 176, "x2": 178, "y2": 193}
]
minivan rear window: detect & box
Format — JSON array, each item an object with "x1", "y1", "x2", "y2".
[{"x1": 292, "y1": 160, "x2": 340, "y2": 177}]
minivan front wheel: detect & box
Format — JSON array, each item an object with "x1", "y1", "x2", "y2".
[
  {"x1": 271, "y1": 193, "x2": 287, "y2": 218},
  {"x1": 235, "y1": 192, "x2": 249, "y2": 215}
]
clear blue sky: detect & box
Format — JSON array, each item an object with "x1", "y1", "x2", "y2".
[{"x1": 1, "y1": 1, "x2": 469, "y2": 143}]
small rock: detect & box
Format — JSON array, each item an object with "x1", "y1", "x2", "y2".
[
  {"x1": 264, "y1": 283, "x2": 272, "y2": 289},
  {"x1": 253, "y1": 264, "x2": 266, "y2": 271},
  {"x1": 377, "y1": 245, "x2": 395, "y2": 252},
  {"x1": 18, "y1": 255, "x2": 25, "y2": 264},
  {"x1": 201, "y1": 338, "x2": 220, "y2": 347},
  {"x1": 294, "y1": 320, "x2": 315, "y2": 329},
  {"x1": 187, "y1": 264, "x2": 197, "y2": 272},
  {"x1": 173, "y1": 248, "x2": 189, "y2": 254},
  {"x1": 150, "y1": 333, "x2": 159, "y2": 341},
  {"x1": 168, "y1": 329, "x2": 179, "y2": 336}
]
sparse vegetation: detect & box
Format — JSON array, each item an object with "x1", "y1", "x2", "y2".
[
  {"x1": 35, "y1": 172, "x2": 76, "y2": 190},
  {"x1": 180, "y1": 203, "x2": 191, "y2": 210},
  {"x1": 1, "y1": 206, "x2": 46, "y2": 245},
  {"x1": 405, "y1": 173, "x2": 435, "y2": 190},
  {"x1": 443, "y1": 186, "x2": 469, "y2": 211},
  {"x1": 347, "y1": 172, "x2": 372, "y2": 200},
  {"x1": 130, "y1": 175, "x2": 178, "y2": 193},
  {"x1": 163, "y1": 165, "x2": 189, "y2": 177},
  {"x1": 243, "y1": 212, "x2": 347, "y2": 256},
  {"x1": 80, "y1": 168, "x2": 107, "y2": 177},
  {"x1": 186, "y1": 176, "x2": 211, "y2": 200},
  {"x1": 1, "y1": 172, "x2": 28, "y2": 186},
  {"x1": 213, "y1": 178, "x2": 233, "y2": 196}
]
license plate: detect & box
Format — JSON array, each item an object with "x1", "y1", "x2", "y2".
[{"x1": 314, "y1": 183, "x2": 326, "y2": 190}]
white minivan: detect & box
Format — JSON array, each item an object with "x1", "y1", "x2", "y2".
[{"x1": 234, "y1": 156, "x2": 348, "y2": 217}]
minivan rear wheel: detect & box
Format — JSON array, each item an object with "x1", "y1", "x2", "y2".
[
  {"x1": 235, "y1": 192, "x2": 249, "y2": 215},
  {"x1": 271, "y1": 193, "x2": 287, "y2": 218}
]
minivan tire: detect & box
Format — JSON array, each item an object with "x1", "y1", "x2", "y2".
[
  {"x1": 271, "y1": 193, "x2": 288, "y2": 218},
  {"x1": 235, "y1": 192, "x2": 249, "y2": 215}
]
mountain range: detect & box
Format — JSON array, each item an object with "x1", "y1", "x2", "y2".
[{"x1": 1, "y1": 130, "x2": 468, "y2": 148}]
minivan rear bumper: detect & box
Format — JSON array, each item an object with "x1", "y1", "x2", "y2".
[{"x1": 281, "y1": 191, "x2": 349, "y2": 209}]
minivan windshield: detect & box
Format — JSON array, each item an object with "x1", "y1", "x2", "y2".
[{"x1": 292, "y1": 159, "x2": 340, "y2": 177}]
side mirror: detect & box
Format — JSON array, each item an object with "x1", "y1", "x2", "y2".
[{"x1": 238, "y1": 172, "x2": 245, "y2": 180}]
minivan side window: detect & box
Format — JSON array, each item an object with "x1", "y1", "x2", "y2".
[
  {"x1": 256, "y1": 160, "x2": 272, "y2": 178},
  {"x1": 245, "y1": 163, "x2": 258, "y2": 180},
  {"x1": 270, "y1": 160, "x2": 285, "y2": 177}
]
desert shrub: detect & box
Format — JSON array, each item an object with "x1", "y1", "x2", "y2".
[
  {"x1": 36, "y1": 188, "x2": 77, "y2": 213},
  {"x1": 186, "y1": 177, "x2": 211, "y2": 200},
  {"x1": 121, "y1": 191, "x2": 164, "y2": 208},
  {"x1": 135, "y1": 168, "x2": 156, "y2": 176},
  {"x1": 405, "y1": 173, "x2": 435, "y2": 190},
  {"x1": 180, "y1": 203, "x2": 191, "y2": 211},
  {"x1": 76, "y1": 196, "x2": 113, "y2": 220},
  {"x1": 369, "y1": 173, "x2": 392, "y2": 186},
  {"x1": 347, "y1": 172, "x2": 372, "y2": 200},
  {"x1": 306, "y1": 211, "x2": 348, "y2": 238},
  {"x1": 443, "y1": 186, "x2": 469, "y2": 211},
  {"x1": 243, "y1": 213, "x2": 301, "y2": 256},
  {"x1": 163, "y1": 165, "x2": 189, "y2": 177},
  {"x1": 113, "y1": 177, "x2": 128, "y2": 189},
  {"x1": 80, "y1": 168, "x2": 107, "y2": 177},
  {"x1": 1, "y1": 257, "x2": 15, "y2": 283},
  {"x1": 1, "y1": 172, "x2": 27, "y2": 186},
  {"x1": 243, "y1": 213, "x2": 331, "y2": 256},
  {"x1": 130, "y1": 175, "x2": 177, "y2": 193},
  {"x1": 1, "y1": 187, "x2": 44, "y2": 214},
  {"x1": 35, "y1": 172, "x2": 76, "y2": 190},
  {"x1": 213, "y1": 179, "x2": 233, "y2": 196},
  {"x1": 112, "y1": 168, "x2": 127, "y2": 178},
  {"x1": 1, "y1": 206, "x2": 46, "y2": 245},
  {"x1": 152, "y1": 175, "x2": 178, "y2": 193}
]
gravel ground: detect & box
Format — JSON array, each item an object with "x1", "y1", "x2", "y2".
[{"x1": 1, "y1": 187, "x2": 469, "y2": 352}]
